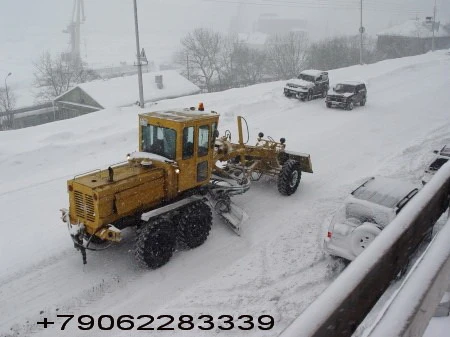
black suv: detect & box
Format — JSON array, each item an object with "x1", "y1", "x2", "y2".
[
  {"x1": 284, "y1": 70, "x2": 329, "y2": 101},
  {"x1": 326, "y1": 81, "x2": 367, "y2": 110}
]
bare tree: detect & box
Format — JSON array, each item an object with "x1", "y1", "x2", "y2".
[
  {"x1": 233, "y1": 43, "x2": 267, "y2": 85},
  {"x1": 33, "y1": 51, "x2": 98, "y2": 102},
  {"x1": 180, "y1": 28, "x2": 222, "y2": 92},
  {"x1": 0, "y1": 87, "x2": 16, "y2": 130},
  {"x1": 215, "y1": 34, "x2": 238, "y2": 90},
  {"x1": 307, "y1": 34, "x2": 380, "y2": 70},
  {"x1": 266, "y1": 32, "x2": 309, "y2": 80}
]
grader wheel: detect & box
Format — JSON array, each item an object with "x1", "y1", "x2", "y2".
[
  {"x1": 134, "y1": 218, "x2": 176, "y2": 269},
  {"x1": 175, "y1": 200, "x2": 212, "y2": 249},
  {"x1": 277, "y1": 159, "x2": 301, "y2": 196}
]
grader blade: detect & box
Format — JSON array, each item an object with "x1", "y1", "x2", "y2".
[{"x1": 218, "y1": 201, "x2": 248, "y2": 235}]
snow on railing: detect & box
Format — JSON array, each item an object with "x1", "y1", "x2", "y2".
[
  {"x1": 279, "y1": 162, "x2": 450, "y2": 337},
  {"x1": 364, "y1": 217, "x2": 450, "y2": 337}
]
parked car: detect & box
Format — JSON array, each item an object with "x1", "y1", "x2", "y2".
[
  {"x1": 324, "y1": 176, "x2": 419, "y2": 261},
  {"x1": 284, "y1": 70, "x2": 329, "y2": 101},
  {"x1": 326, "y1": 81, "x2": 367, "y2": 110},
  {"x1": 422, "y1": 145, "x2": 450, "y2": 185}
]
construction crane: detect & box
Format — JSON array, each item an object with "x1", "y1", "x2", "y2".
[{"x1": 63, "y1": 0, "x2": 85, "y2": 62}]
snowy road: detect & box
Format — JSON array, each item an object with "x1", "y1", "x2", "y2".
[{"x1": 0, "y1": 51, "x2": 449, "y2": 336}]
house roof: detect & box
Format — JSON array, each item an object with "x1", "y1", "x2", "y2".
[
  {"x1": 56, "y1": 70, "x2": 200, "y2": 109},
  {"x1": 237, "y1": 32, "x2": 269, "y2": 46},
  {"x1": 377, "y1": 19, "x2": 450, "y2": 38}
]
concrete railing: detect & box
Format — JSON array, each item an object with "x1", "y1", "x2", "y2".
[
  {"x1": 279, "y1": 162, "x2": 450, "y2": 337},
  {"x1": 365, "y1": 216, "x2": 450, "y2": 337}
]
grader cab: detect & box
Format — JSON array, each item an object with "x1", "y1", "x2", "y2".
[{"x1": 61, "y1": 106, "x2": 313, "y2": 268}]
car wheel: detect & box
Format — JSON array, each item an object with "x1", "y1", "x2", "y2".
[
  {"x1": 350, "y1": 222, "x2": 381, "y2": 256},
  {"x1": 326, "y1": 102, "x2": 332, "y2": 108},
  {"x1": 307, "y1": 91, "x2": 312, "y2": 101},
  {"x1": 347, "y1": 102, "x2": 354, "y2": 110},
  {"x1": 360, "y1": 98, "x2": 366, "y2": 106}
]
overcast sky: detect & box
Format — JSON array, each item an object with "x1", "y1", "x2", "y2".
[{"x1": 0, "y1": 0, "x2": 448, "y2": 91}]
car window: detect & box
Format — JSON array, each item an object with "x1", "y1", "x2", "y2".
[{"x1": 429, "y1": 158, "x2": 449, "y2": 171}]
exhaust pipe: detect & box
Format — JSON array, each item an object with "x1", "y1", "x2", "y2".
[{"x1": 108, "y1": 166, "x2": 114, "y2": 182}]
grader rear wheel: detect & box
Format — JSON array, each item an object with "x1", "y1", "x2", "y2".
[
  {"x1": 176, "y1": 200, "x2": 212, "y2": 249},
  {"x1": 277, "y1": 159, "x2": 301, "y2": 196},
  {"x1": 134, "y1": 218, "x2": 176, "y2": 269}
]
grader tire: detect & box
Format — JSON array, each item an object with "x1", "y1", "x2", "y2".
[
  {"x1": 134, "y1": 218, "x2": 176, "y2": 269},
  {"x1": 176, "y1": 200, "x2": 212, "y2": 249},
  {"x1": 277, "y1": 159, "x2": 301, "y2": 196}
]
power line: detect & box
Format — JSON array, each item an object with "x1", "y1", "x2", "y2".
[{"x1": 203, "y1": 0, "x2": 426, "y2": 15}]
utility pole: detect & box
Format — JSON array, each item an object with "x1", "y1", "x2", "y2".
[
  {"x1": 4, "y1": 72, "x2": 13, "y2": 129},
  {"x1": 432, "y1": 0, "x2": 437, "y2": 52},
  {"x1": 359, "y1": 0, "x2": 364, "y2": 65},
  {"x1": 133, "y1": 0, "x2": 145, "y2": 108},
  {"x1": 4, "y1": 72, "x2": 12, "y2": 111}
]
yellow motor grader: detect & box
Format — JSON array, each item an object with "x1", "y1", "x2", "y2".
[{"x1": 61, "y1": 106, "x2": 313, "y2": 268}]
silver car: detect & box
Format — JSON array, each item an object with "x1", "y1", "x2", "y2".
[{"x1": 324, "y1": 177, "x2": 419, "y2": 261}]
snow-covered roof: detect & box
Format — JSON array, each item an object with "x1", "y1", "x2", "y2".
[
  {"x1": 378, "y1": 19, "x2": 450, "y2": 38},
  {"x1": 59, "y1": 70, "x2": 200, "y2": 109},
  {"x1": 352, "y1": 177, "x2": 418, "y2": 208},
  {"x1": 141, "y1": 108, "x2": 218, "y2": 122},
  {"x1": 337, "y1": 80, "x2": 365, "y2": 86},
  {"x1": 439, "y1": 145, "x2": 450, "y2": 157},
  {"x1": 300, "y1": 69, "x2": 326, "y2": 77}
]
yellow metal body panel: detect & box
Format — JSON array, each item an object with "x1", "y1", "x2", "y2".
[{"x1": 68, "y1": 162, "x2": 170, "y2": 236}]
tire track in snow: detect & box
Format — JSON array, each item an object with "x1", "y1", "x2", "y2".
[{"x1": 0, "y1": 231, "x2": 144, "y2": 337}]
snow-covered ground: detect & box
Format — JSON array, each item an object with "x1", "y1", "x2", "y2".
[{"x1": 0, "y1": 51, "x2": 449, "y2": 336}]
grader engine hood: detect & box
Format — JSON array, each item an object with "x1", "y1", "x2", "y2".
[{"x1": 68, "y1": 162, "x2": 167, "y2": 240}]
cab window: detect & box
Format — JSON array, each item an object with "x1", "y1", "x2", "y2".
[
  {"x1": 182, "y1": 126, "x2": 194, "y2": 159},
  {"x1": 141, "y1": 125, "x2": 176, "y2": 160},
  {"x1": 198, "y1": 125, "x2": 209, "y2": 157}
]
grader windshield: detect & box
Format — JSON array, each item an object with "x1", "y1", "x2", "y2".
[{"x1": 141, "y1": 124, "x2": 177, "y2": 160}]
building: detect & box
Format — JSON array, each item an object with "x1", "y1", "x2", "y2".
[
  {"x1": 237, "y1": 32, "x2": 269, "y2": 51},
  {"x1": 54, "y1": 70, "x2": 200, "y2": 119},
  {"x1": 377, "y1": 19, "x2": 450, "y2": 59},
  {"x1": 253, "y1": 13, "x2": 308, "y2": 35}
]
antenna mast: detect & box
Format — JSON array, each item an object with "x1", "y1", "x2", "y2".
[{"x1": 63, "y1": 0, "x2": 86, "y2": 62}]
